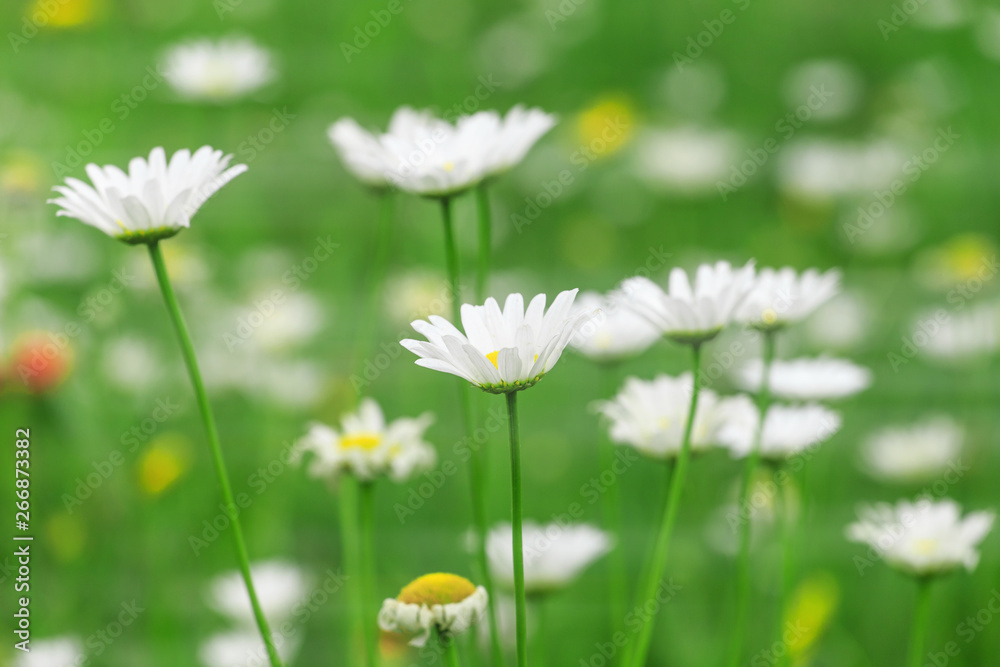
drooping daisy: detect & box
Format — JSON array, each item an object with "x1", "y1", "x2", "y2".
[
  {"x1": 13, "y1": 637, "x2": 84, "y2": 667},
  {"x1": 378, "y1": 573, "x2": 489, "y2": 647},
  {"x1": 620, "y1": 261, "x2": 756, "y2": 345},
  {"x1": 726, "y1": 403, "x2": 842, "y2": 460},
  {"x1": 198, "y1": 630, "x2": 301, "y2": 667},
  {"x1": 486, "y1": 522, "x2": 611, "y2": 596},
  {"x1": 48, "y1": 146, "x2": 247, "y2": 244},
  {"x1": 401, "y1": 290, "x2": 588, "y2": 394},
  {"x1": 163, "y1": 37, "x2": 275, "y2": 103},
  {"x1": 862, "y1": 416, "x2": 964, "y2": 483},
  {"x1": 568, "y1": 290, "x2": 660, "y2": 362},
  {"x1": 208, "y1": 561, "x2": 310, "y2": 628},
  {"x1": 736, "y1": 267, "x2": 840, "y2": 331},
  {"x1": 734, "y1": 356, "x2": 873, "y2": 401},
  {"x1": 292, "y1": 398, "x2": 435, "y2": 483},
  {"x1": 847, "y1": 499, "x2": 994, "y2": 577},
  {"x1": 595, "y1": 373, "x2": 757, "y2": 459}
]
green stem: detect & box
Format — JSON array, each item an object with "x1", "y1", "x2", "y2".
[
  {"x1": 599, "y1": 366, "x2": 627, "y2": 638},
  {"x1": 440, "y1": 194, "x2": 504, "y2": 667},
  {"x1": 628, "y1": 343, "x2": 703, "y2": 667},
  {"x1": 908, "y1": 580, "x2": 933, "y2": 667},
  {"x1": 728, "y1": 330, "x2": 777, "y2": 667},
  {"x1": 353, "y1": 193, "x2": 395, "y2": 379},
  {"x1": 505, "y1": 391, "x2": 527, "y2": 667},
  {"x1": 438, "y1": 628, "x2": 461, "y2": 667},
  {"x1": 359, "y1": 482, "x2": 379, "y2": 667},
  {"x1": 775, "y1": 467, "x2": 794, "y2": 667},
  {"x1": 339, "y1": 479, "x2": 364, "y2": 667},
  {"x1": 147, "y1": 242, "x2": 283, "y2": 667},
  {"x1": 475, "y1": 182, "x2": 492, "y2": 302}
]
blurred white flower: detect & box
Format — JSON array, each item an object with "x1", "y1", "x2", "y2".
[
  {"x1": 568, "y1": 290, "x2": 660, "y2": 362},
  {"x1": 332, "y1": 106, "x2": 555, "y2": 197},
  {"x1": 14, "y1": 637, "x2": 83, "y2": 667},
  {"x1": 911, "y1": 0, "x2": 971, "y2": 30},
  {"x1": 402, "y1": 290, "x2": 587, "y2": 393},
  {"x1": 620, "y1": 261, "x2": 756, "y2": 345},
  {"x1": 920, "y1": 302, "x2": 1000, "y2": 363},
  {"x1": 254, "y1": 359, "x2": 326, "y2": 410},
  {"x1": 662, "y1": 62, "x2": 727, "y2": 116},
  {"x1": 383, "y1": 269, "x2": 449, "y2": 325},
  {"x1": 49, "y1": 146, "x2": 247, "y2": 244},
  {"x1": 101, "y1": 335, "x2": 162, "y2": 391},
  {"x1": 595, "y1": 373, "x2": 757, "y2": 459},
  {"x1": 976, "y1": 7, "x2": 1000, "y2": 61},
  {"x1": 782, "y1": 60, "x2": 863, "y2": 122},
  {"x1": 208, "y1": 560, "x2": 310, "y2": 628},
  {"x1": 862, "y1": 416, "x2": 964, "y2": 483},
  {"x1": 847, "y1": 499, "x2": 993, "y2": 577},
  {"x1": 803, "y1": 290, "x2": 873, "y2": 351},
  {"x1": 486, "y1": 522, "x2": 611, "y2": 595},
  {"x1": 379, "y1": 573, "x2": 488, "y2": 647},
  {"x1": 635, "y1": 127, "x2": 741, "y2": 194},
  {"x1": 727, "y1": 403, "x2": 842, "y2": 460},
  {"x1": 292, "y1": 398, "x2": 435, "y2": 483},
  {"x1": 249, "y1": 292, "x2": 324, "y2": 351},
  {"x1": 163, "y1": 38, "x2": 275, "y2": 103},
  {"x1": 777, "y1": 139, "x2": 904, "y2": 200},
  {"x1": 736, "y1": 267, "x2": 840, "y2": 331},
  {"x1": 734, "y1": 356, "x2": 872, "y2": 400},
  {"x1": 198, "y1": 630, "x2": 300, "y2": 667}
]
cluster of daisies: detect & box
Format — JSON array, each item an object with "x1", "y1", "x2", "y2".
[{"x1": 41, "y1": 69, "x2": 994, "y2": 667}]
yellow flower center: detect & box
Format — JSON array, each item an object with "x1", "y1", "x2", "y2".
[
  {"x1": 913, "y1": 538, "x2": 938, "y2": 555},
  {"x1": 762, "y1": 308, "x2": 778, "y2": 325},
  {"x1": 443, "y1": 162, "x2": 455, "y2": 172},
  {"x1": 341, "y1": 433, "x2": 381, "y2": 451},
  {"x1": 397, "y1": 573, "x2": 476, "y2": 605},
  {"x1": 486, "y1": 350, "x2": 500, "y2": 368}
]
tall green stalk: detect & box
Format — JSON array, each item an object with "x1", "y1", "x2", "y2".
[
  {"x1": 441, "y1": 195, "x2": 505, "y2": 667},
  {"x1": 727, "y1": 330, "x2": 777, "y2": 667},
  {"x1": 353, "y1": 193, "x2": 395, "y2": 375},
  {"x1": 339, "y1": 479, "x2": 364, "y2": 667},
  {"x1": 908, "y1": 580, "x2": 933, "y2": 667},
  {"x1": 475, "y1": 182, "x2": 492, "y2": 301},
  {"x1": 147, "y1": 242, "x2": 283, "y2": 667},
  {"x1": 505, "y1": 391, "x2": 527, "y2": 667},
  {"x1": 774, "y1": 467, "x2": 794, "y2": 667},
  {"x1": 358, "y1": 482, "x2": 379, "y2": 667},
  {"x1": 436, "y1": 627, "x2": 462, "y2": 667},
  {"x1": 627, "y1": 343, "x2": 703, "y2": 667}
]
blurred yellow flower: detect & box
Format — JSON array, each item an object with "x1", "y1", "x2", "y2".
[
  {"x1": 576, "y1": 97, "x2": 633, "y2": 158},
  {"x1": 138, "y1": 433, "x2": 192, "y2": 496},
  {"x1": 46, "y1": 514, "x2": 86, "y2": 562},
  {"x1": 26, "y1": 0, "x2": 101, "y2": 28},
  {"x1": 0, "y1": 151, "x2": 45, "y2": 196},
  {"x1": 914, "y1": 233, "x2": 998, "y2": 291},
  {"x1": 785, "y1": 571, "x2": 839, "y2": 663}
]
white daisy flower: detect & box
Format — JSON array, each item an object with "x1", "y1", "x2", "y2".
[
  {"x1": 327, "y1": 117, "x2": 395, "y2": 189},
  {"x1": 198, "y1": 630, "x2": 301, "y2": 667},
  {"x1": 920, "y1": 302, "x2": 1000, "y2": 363},
  {"x1": 734, "y1": 356, "x2": 873, "y2": 400},
  {"x1": 163, "y1": 37, "x2": 275, "y2": 103},
  {"x1": 486, "y1": 522, "x2": 611, "y2": 595},
  {"x1": 862, "y1": 416, "x2": 964, "y2": 483},
  {"x1": 292, "y1": 398, "x2": 435, "y2": 483},
  {"x1": 14, "y1": 637, "x2": 84, "y2": 667},
  {"x1": 48, "y1": 146, "x2": 247, "y2": 244},
  {"x1": 727, "y1": 403, "x2": 842, "y2": 460},
  {"x1": 620, "y1": 261, "x2": 756, "y2": 345},
  {"x1": 401, "y1": 290, "x2": 588, "y2": 394},
  {"x1": 847, "y1": 499, "x2": 994, "y2": 577},
  {"x1": 345, "y1": 105, "x2": 555, "y2": 198},
  {"x1": 568, "y1": 290, "x2": 660, "y2": 362},
  {"x1": 736, "y1": 267, "x2": 840, "y2": 331},
  {"x1": 207, "y1": 560, "x2": 310, "y2": 628},
  {"x1": 595, "y1": 373, "x2": 758, "y2": 459},
  {"x1": 378, "y1": 573, "x2": 489, "y2": 647}
]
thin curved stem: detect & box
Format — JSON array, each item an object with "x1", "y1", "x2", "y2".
[
  {"x1": 627, "y1": 343, "x2": 702, "y2": 667},
  {"x1": 338, "y1": 479, "x2": 364, "y2": 667},
  {"x1": 727, "y1": 330, "x2": 777, "y2": 667},
  {"x1": 908, "y1": 580, "x2": 933, "y2": 667},
  {"x1": 475, "y1": 183, "x2": 492, "y2": 302},
  {"x1": 147, "y1": 242, "x2": 283, "y2": 667},
  {"x1": 359, "y1": 482, "x2": 379, "y2": 667},
  {"x1": 775, "y1": 467, "x2": 794, "y2": 667},
  {"x1": 505, "y1": 391, "x2": 527, "y2": 667}
]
